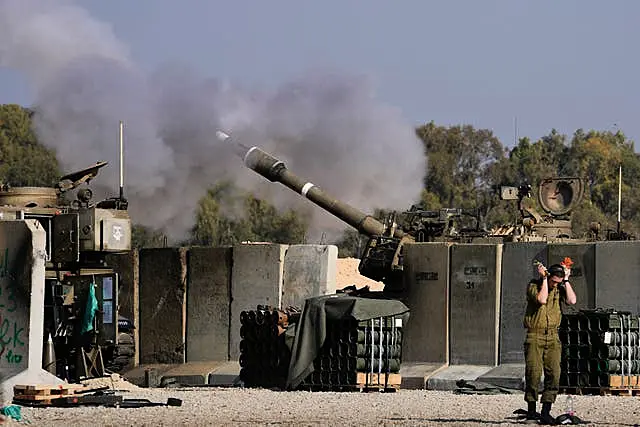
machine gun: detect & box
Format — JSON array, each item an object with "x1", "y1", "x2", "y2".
[{"x1": 402, "y1": 206, "x2": 489, "y2": 242}]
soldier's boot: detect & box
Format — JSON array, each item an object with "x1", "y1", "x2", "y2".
[
  {"x1": 525, "y1": 401, "x2": 537, "y2": 420},
  {"x1": 539, "y1": 402, "x2": 556, "y2": 425}
]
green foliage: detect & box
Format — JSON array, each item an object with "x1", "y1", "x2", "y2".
[
  {"x1": 190, "y1": 181, "x2": 309, "y2": 246},
  {"x1": 415, "y1": 122, "x2": 505, "y2": 210},
  {"x1": 0, "y1": 104, "x2": 60, "y2": 186}
]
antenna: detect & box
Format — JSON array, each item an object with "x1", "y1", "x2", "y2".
[
  {"x1": 617, "y1": 164, "x2": 622, "y2": 234},
  {"x1": 514, "y1": 116, "x2": 518, "y2": 145},
  {"x1": 119, "y1": 120, "x2": 125, "y2": 200}
]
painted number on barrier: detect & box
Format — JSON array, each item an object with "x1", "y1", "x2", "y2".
[
  {"x1": 416, "y1": 271, "x2": 439, "y2": 281},
  {"x1": 463, "y1": 266, "x2": 488, "y2": 276}
]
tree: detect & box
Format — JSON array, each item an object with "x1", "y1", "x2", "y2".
[
  {"x1": 0, "y1": 104, "x2": 60, "y2": 186},
  {"x1": 415, "y1": 122, "x2": 505, "y2": 210},
  {"x1": 190, "y1": 182, "x2": 309, "y2": 246}
]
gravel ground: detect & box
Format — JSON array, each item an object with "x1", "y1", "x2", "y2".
[{"x1": 5, "y1": 386, "x2": 640, "y2": 426}]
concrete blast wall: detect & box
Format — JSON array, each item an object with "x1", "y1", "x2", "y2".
[
  {"x1": 229, "y1": 244, "x2": 288, "y2": 360},
  {"x1": 186, "y1": 247, "x2": 232, "y2": 362},
  {"x1": 402, "y1": 242, "x2": 451, "y2": 364},
  {"x1": 133, "y1": 243, "x2": 339, "y2": 364},
  {"x1": 0, "y1": 220, "x2": 60, "y2": 404},
  {"x1": 548, "y1": 243, "x2": 595, "y2": 311},
  {"x1": 138, "y1": 248, "x2": 188, "y2": 364},
  {"x1": 449, "y1": 244, "x2": 502, "y2": 366},
  {"x1": 106, "y1": 251, "x2": 139, "y2": 366},
  {"x1": 282, "y1": 244, "x2": 338, "y2": 309},
  {"x1": 595, "y1": 241, "x2": 640, "y2": 314},
  {"x1": 499, "y1": 242, "x2": 547, "y2": 363}
]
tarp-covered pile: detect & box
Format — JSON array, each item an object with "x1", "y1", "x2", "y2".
[{"x1": 238, "y1": 293, "x2": 409, "y2": 391}]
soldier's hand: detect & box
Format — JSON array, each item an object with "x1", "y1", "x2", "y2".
[
  {"x1": 564, "y1": 267, "x2": 571, "y2": 281},
  {"x1": 537, "y1": 264, "x2": 547, "y2": 278}
]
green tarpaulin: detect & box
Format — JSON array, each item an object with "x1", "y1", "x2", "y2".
[{"x1": 285, "y1": 293, "x2": 409, "y2": 390}]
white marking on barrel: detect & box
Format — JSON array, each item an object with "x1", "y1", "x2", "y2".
[
  {"x1": 301, "y1": 182, "x2": 315, "y2": 197},
  {"x1": 243, "y1": 146, "x2": 258, "y2": 165}
]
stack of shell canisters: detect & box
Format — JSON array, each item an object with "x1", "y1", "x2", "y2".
[
  {"x1": 299, "y1": 316, "x2": 403, "y2": 391},
  {"x1": 238, "y1": 305, "x2": 301, "y2": 389},
  {"x1": 559, "y1": 309, "x2": 640, "y2": 389}
]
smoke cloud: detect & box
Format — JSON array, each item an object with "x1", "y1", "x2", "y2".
[{"x1": 0, "y1": 0, "x2": 426, "y2": 243}]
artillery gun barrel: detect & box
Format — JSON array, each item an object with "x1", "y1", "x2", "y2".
[{"x1": 216, "y1": 131, "x2": 405, "y2": 239}]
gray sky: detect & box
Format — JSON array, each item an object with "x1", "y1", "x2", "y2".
[{"x1": 1, "y1": 0, "x2": 638, "y2": 147}]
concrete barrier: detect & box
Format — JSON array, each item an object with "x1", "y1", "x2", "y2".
[
  {"x1": 449, "y1": 243, "x2": 502, "y2": 366},
  {"x1": 106, "y1": 250, "x2": 139, "y2": 366},
  {"x1": 0, "y1": 220, "x2": 61, "y2": 404},
  {"x1": 499, "y1": 242, "x2": 547, "y2": 363},
  {"x1": 548, "y1": 243, "x2": 595, "y2": 310},
  {"x1": 402, "y1": 242, "x2": 451, "y2": 363},
  {"x1": 138, "y1": 248, "x2": 188, "y2": 364},
  {"x1": 282, "y1": 244, "x2": 337, "y2": 309},
  {"x1": 186, "y1": 247, "x2": 232, "y2": 362},
  {"x1": 229, "y1": 243, "x2": 288, "y2": 360},
  {"x1": 595, "y1": 241, "x2": 640, "y2": 313}
]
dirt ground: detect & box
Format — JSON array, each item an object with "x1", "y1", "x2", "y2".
[{"x1": 336, "y1": 257, "x2": 384, "y2": 291}]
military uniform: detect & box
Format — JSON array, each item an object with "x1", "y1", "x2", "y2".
[{"x1": 523, "y1": 279, "x2": 563, "y2": 404}]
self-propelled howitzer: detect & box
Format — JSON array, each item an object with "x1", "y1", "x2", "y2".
[{"x1": 216, "y1": 131, "x2": 414, "y2": 292}]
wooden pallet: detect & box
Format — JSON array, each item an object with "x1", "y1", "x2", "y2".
[
  {"x1": 356, "y1": 373, "x2": 401, "y2": 392},
  {"x1": 13, "y1": 383, "x2": 88, "y2": 405},
  {"x1": 608, "y1": 375, "x2": 640, "y2": 388},
  {"x1": 561, "y1": 386, "x2": 640, "y2": 397}
]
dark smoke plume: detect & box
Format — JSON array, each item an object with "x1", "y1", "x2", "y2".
[{"x1": 0, "y1": 0, "x2": 426, "y2": 243}]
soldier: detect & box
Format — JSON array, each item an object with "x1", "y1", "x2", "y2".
[{"x1": 523, "y1": 262, "x2": 577, "y2": 424}]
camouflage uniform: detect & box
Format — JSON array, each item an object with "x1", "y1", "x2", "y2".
[{"x1": 523, "y1": 279, "x2": 563, "y2": 404}]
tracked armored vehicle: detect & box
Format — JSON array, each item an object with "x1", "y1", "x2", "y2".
[
  {"x1": 0, "y1": 160, "x2": 134, "y2": 381},
  {"x1": 216, "y1": 130, "x2": 610, "y2": 293}
]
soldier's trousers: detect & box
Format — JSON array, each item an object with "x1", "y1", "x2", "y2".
[{"x1": 524, "y1": 329, "x2": 561, "y2": 403}]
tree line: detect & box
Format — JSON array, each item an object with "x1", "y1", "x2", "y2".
[{"x1": 1, "y1": 104, "x2": 637, "y2": 256}]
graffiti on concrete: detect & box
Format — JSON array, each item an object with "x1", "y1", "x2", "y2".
[{"x1": 0, "y1": 247, "x2": 26, "y2": 366}]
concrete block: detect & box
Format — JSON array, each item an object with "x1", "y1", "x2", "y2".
[
  {"x1": 499, "y1": 242, "x2": 547, "y2": 363},
  {"x1": 548, "y1": 243, "x2": 595, "y2": 310},
  {"x1": 0, "y1": 220, "x2": 61, "y2": 404},
  {"x1": 595, "y1": 241, "x2": 640, "y2": 314},
  {"x1": 121, "y1": 363, "x2": 175, "y2": 387},
  {"x1": 230, "y1": 243, "x2": 287, "y2": 360},
  {"x1": 106, "y1": 250, "x2": 139, "y2": 366},
  {"x1": 186, "y1": 247, "x2": 232, "y2": 362},
  {"x1": 426, "y1": 365, "x2": 495, "y2": 391},
  {"x1": 477, "y1": 363, "x2": 525, "y2": 390},
  {"x1": 161, "y1": 361, "x2": 228, "y2": 386},
  {"x1": 399, "y1": 362, "x2": 447, "y2": 389},
  {"x1": 402, "y1": 242, "x2": 451, "y2": 363},
  {"x1": 208, "y1": 361, "x2": 242, "y2": 386},
  {"x1": 282, "y1": 244, "x2": 337, "y2": 309},
  {"x1": 449, "y1": 244, "x2": 502, "y2": 366},
  {"x1": 138, "y1": 248, "x2": 188, "y2": 364}
]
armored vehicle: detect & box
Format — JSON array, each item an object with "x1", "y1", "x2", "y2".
[
  {"x1": 0, "y1": 160, "x2": 134, "y2": 381},
  {"x1": 216, "y1": 130, "x2": 605, "y2": 293}
]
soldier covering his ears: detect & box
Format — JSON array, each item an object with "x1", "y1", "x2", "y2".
[{"x1": 523, "y1": 261, "x2": 577, "y2": 424}]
